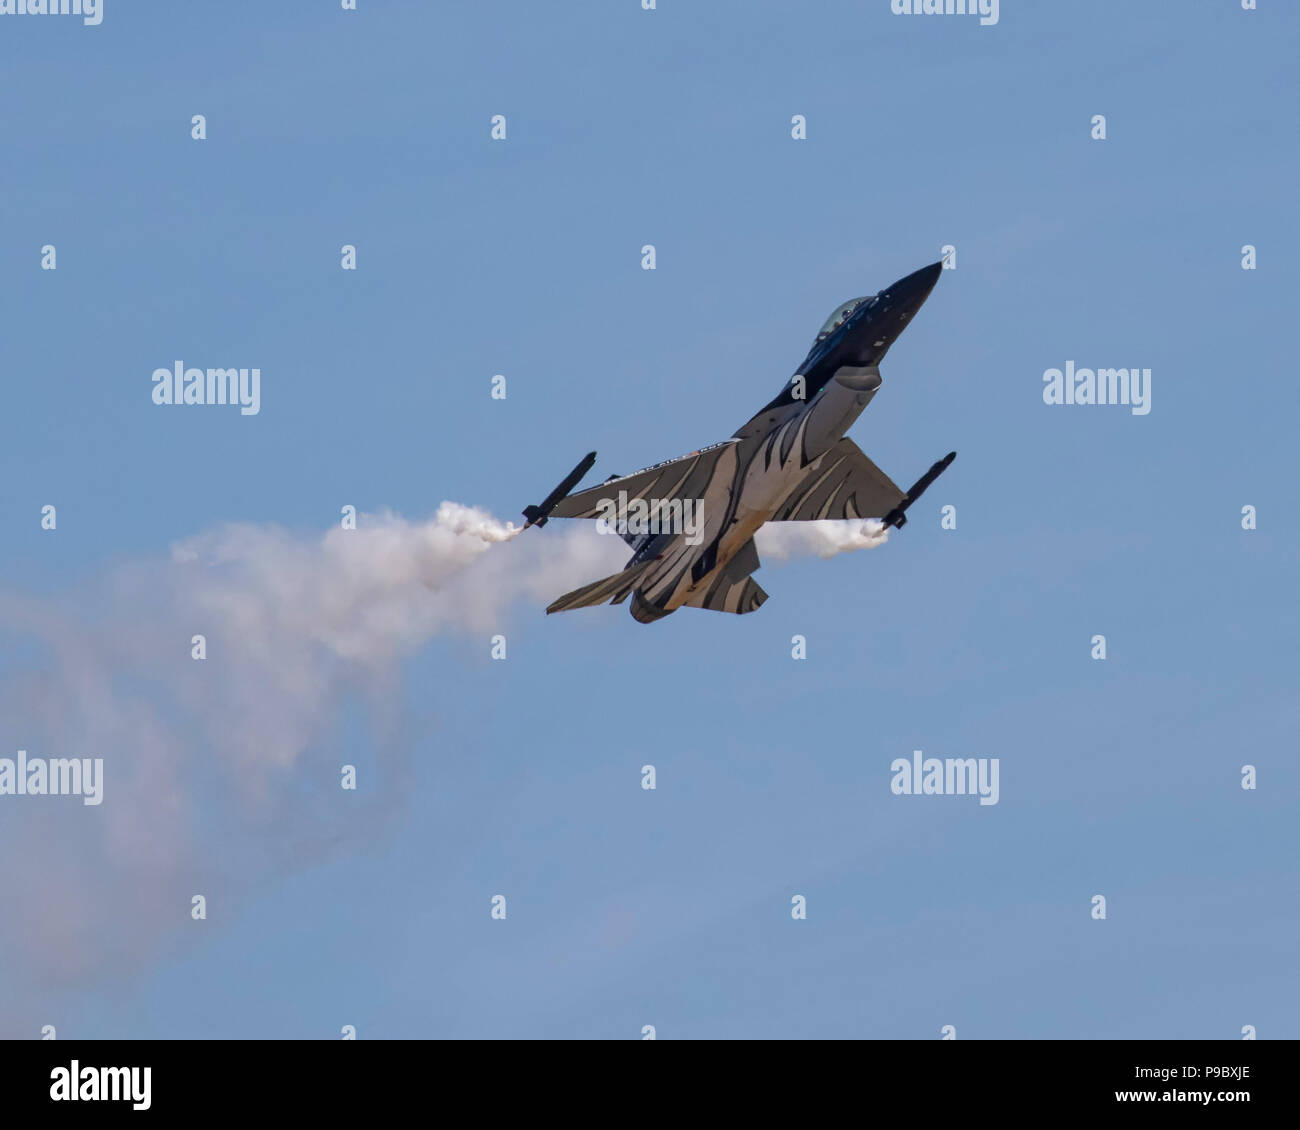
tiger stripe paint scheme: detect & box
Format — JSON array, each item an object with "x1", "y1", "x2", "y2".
[{"x1": 540, "y1": 262, "x2": 954, "y2": 623}]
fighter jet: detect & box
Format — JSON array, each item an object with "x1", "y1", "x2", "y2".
[{"x1": 520, "y1": 262, "x2": 955, "y2": 623}]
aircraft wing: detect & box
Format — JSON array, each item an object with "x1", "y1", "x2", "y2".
[
  {"x1": 548, "y1": 440, "x2": 739, "y2": 520},
  {"x1": 768, "y1": 437, "x2": 906, "y2": 521}
]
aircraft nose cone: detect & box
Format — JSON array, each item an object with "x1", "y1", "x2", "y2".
[
  {"x1": 846, "y1": 262, "x2": 943, "y2": 364},
  {"x1": 887, "y1": 261, "x2": 943, "y2": 305},
  {"x1": 877, "y1": 261, "x2": 942, "y2": 323}
]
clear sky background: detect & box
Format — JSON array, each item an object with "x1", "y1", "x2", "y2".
[{"x1": 1, "y1": 0, "x2": 1297, "y2": 1039}]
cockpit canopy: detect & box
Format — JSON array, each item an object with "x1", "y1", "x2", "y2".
[{"x1": 813, "y1": 296, "x2": 874, "y2": 348}]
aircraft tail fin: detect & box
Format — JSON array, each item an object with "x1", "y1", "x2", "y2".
[
  {"x1": 546, "y1": 560, "x2": 656, "y2": 614},
  {"x1": 684, "y1": 575, "x2": 768, "y2": 614},
  {"x1": 680, "y1": 537, "x2": 767, "y2": 614}
]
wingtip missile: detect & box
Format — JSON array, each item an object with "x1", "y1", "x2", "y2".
[
  {"x1": 881, "y1": 451, "x2": 956, "y2": 530},
  {"x1": 521, "y1": 451, "x2": 597, "y2": 529}
]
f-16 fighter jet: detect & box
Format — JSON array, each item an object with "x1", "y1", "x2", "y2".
[{"x1": 521, "y1": 262, "x2": 956, "y2": 623}]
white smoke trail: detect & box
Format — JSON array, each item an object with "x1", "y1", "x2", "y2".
[
  {"x1": 0, "y1": 502, "x2": 625, "y2": 1027},
  {"x1": 755, "y1": 518, "x2": 890, "y2": 561},
  {"x1": 0, "y1": 501, "x2": 866, "y2": 1028}
]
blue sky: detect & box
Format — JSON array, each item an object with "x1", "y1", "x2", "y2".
[{"x1": 1, "y1": 0, "x2": 1297, "y2": 1038}]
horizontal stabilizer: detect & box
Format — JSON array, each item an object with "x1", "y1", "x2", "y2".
[{"x1": 546, "y1": 560, "x2": 656, "y2": 614}]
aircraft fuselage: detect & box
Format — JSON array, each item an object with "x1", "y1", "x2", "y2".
[{"x1": 622, "y1": 262, "x2": 944, "y2": 622}]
